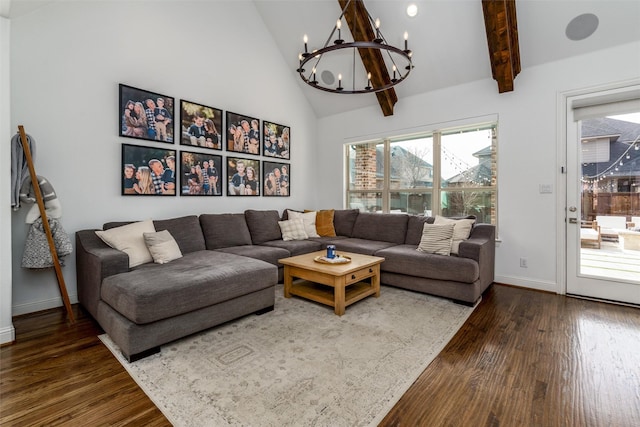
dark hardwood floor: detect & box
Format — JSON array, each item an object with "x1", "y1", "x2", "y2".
[{"x1": 2, "y1": 284, "x2": 639, "y2": 426}]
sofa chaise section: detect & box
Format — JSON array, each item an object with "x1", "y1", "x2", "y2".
[{"x1": 76, "y1": 215, "x2": 278, "y2": 361}]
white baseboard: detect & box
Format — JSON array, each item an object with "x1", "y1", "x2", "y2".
[
  {"x1": 0, "y1": 324, "x2": 15, "y2": 344},
  {"x1": 12, "y1": 294, "x2": 78, "y2": 317},
  {"x1": 494, "y1": 275, "x2": 559, "y2": 294}
]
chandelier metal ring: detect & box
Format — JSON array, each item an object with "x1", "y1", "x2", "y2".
[{"x1": 297, "y1": 41, "x2": 413, "y2": 94}]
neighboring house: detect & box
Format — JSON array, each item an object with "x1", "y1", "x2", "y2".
[
  {"x1": 444, "y1": 146, "x2": 493, "y2": 187},
  {"x1": 580, "y1": 117, "x2": 640, "y2": 218}
]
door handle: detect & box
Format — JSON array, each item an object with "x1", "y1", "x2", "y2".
[{"x1": 569, "y1": 218, "x2": 578, "y2": 224}]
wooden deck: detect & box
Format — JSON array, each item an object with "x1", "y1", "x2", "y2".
[{"x1": 580, "y1": 241, "x2": 640, "y2": 283}]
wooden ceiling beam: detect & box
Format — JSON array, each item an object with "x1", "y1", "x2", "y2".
[
  {"x1": 338, "y1": 0, "x2": 398, "y2": 116},
  {"x1": 482, "y1": 0, "x2": 521, "y2": 93}
]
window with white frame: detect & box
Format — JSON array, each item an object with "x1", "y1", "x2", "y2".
[{"x1": 346, "y1": 123, "x2": 497, "y2": 224}]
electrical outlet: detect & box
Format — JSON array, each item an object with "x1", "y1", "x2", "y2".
[{"x1": 520, "y1": 257, "x2": 528, "y2": 268}]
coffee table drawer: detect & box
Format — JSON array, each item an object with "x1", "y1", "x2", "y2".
[{"x1": 346, "y1": 265, "x2": 378, "y2": 285}]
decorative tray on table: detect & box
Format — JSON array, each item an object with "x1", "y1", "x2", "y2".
[{"x1": 313, "y1": 255, "x2": 352, "y2": 264}]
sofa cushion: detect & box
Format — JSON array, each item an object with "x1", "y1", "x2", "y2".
[
  {"x1": 309, "y1": 236, "x2": 349, "y2": 246},
  {"x1": 215, "y1": 245, "x2": 290, "y2": 266},
  {"x1": 245, "y1": 210, "x2": 282, "y2": 244},
  {"x1": 376, "y1": 245, "x2": 479, "y2": 283},
  {"x1": 311, "y1": 209, "x2": 336, "y2": 237},
  {"x1": 351, "y1": 212, "x2": 409, "y2": 244},
  {"x1": 101, "y1": 251, "x2": 276, "y2": 324},
  {"x1": 103, "y1": 221, "x2": 133, "y2": 230},
  {"x1": 405, "y1": 215, "x2": 435, "y2": 245},
  {"x1": 260, "y1": 239, "x2": 323, "y2": 257},
  {"x1": 280, "y1": 208, "x2": 301, "y2": 220},
  {"x1": 433, "y1": 215, "x2": 476, "y2": 255},
  {"x1": 417, "y1": 223, "x2": 455, "y2": 256},
  {"x1": 287, "y1": 210, "x2": 320, "y2": 238},
  {"x1": 279, "y1": 218, "x2": 309, "y2": 241},
  {"x1": 325, "y1": 238, "x2": 397, "y2": 256},
  {"x1": 95, "y1": 219, "x2": 155, "y2": 268},
  {"x1": 143, "y1": 230, "x2": 183, "y2": 264},
  {"x1": 200, "y1": 213, "x2": 252, "y2": 249},
  {"x1": 333, "y1": 209, "x2": 359, "y2": 237},
  {"x1": 154, "y1": 215, "x2": 205, "y2": 254}
]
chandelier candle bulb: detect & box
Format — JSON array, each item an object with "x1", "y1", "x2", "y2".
[
  {"x1": 303, "y1": 34, "x2": 309, "y2": 55},
  {"x1": 404, "y1": 31, "x2": 409, "y2": 51},
  {"x1": 335, "y1": 19, "x2": 344, "y2": 44},
  {"x1": 337, "y1": 73, "x2": 343, "y2": 91}
]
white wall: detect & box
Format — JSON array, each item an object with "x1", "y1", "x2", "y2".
[
  {"x1": 1, "y1": 15, "x2": 15, "y2": 343},
  {"x1": 316, "y1": 41, "x2": 640, "y2": 293},
  {"x1": 9, "y1": 1, "x2": 317, "y2": 315}
]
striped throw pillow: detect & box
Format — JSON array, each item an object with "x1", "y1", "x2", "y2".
[
  {"x1": 278, "y1": 218, "x2": 309, "y2": 241},
  {"x1": 416, "y1": 223, "x2": 455, "y2": 256}
]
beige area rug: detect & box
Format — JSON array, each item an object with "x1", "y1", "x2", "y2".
[{"x1": 100, "y1": 284, "x2": 477, "y2": 427}]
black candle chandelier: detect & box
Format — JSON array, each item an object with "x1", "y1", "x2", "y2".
[{"x1": 296, "y1": 0, "x2": 413, "y2": 94}]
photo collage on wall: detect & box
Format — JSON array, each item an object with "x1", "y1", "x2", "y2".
[{"x1": 118, "y1": 84, "x2": 290, "y2": 197}]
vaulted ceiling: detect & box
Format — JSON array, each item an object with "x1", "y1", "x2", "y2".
[
  {"x1": 254, "y1": 0, "x2": 640, "y2": 118},
  {"x1": 321, "y1": 0, "x2": 521, "y2": 116},
  {"x1": 6, "y1": 0, "x2": 640, "y2": 118}
]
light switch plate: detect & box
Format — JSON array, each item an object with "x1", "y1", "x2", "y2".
[{"x1": 539, "y1": 184, "x2": 553, "y2": 194}]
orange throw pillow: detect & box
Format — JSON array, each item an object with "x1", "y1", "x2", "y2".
[{"x1": 306, "y1": 209, "x2": 336, "y2": 237}]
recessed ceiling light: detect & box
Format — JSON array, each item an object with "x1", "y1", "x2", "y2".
[
  {"x1": 566, "y1": 13, "x2": 599, "y2": 41},
  {"x1": 407, "y1": 4, "x2": 418, "y2": 18}
]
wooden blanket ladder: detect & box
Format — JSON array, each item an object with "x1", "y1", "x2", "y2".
[{"x1": 17, "y1": 125, "x2": 75, "y2": 323}]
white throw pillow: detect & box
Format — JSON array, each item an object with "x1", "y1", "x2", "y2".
[
  {"x1": 287, "y1": 210, "x2": 320, "y2": 238},
  {"x1": 278, "y1": 218, "x2": 309, "y2": 241},
  {"x1": 433, "y1": 215, "x2": 475, "y2": 255},
  {"x1": 95, "y1": 219, "x2": 155, "y2": 267},
  {"x1": 416, "y1": 223, "x2": 455, "y2": 256},
  {"x1": 143, "y1": 230, "x2": 183, "y2": 264}
]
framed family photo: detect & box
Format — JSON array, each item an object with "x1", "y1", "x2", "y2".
[
  {"x1": 121, "y1": 144, "x2": 177, "y2": 196},
  {"x1": 180, "y1": 100, "x2": 223, "y2": 150},
  {"x1": 179, "y1": 151, "x2": 223, "y2": 196},
  {"x1": 263, "y1": 121, "x2": 290, "y2": 160},
  {"x1": 119, "y1": 84, "x2": 174, "y2": 144},
  {"x1": 226, "y1": 111, "x2": 260, "y2": 156},
  {"x1": 263, "y1": 161, "x2": 290, "y2": 197},
  {"x1": 227, "y1": 157, "x2": 260, "y2": 196}
]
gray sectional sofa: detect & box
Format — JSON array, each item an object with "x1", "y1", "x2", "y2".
[{"x1": 76, "y1": 209, "x2": 495, "y2": 361}]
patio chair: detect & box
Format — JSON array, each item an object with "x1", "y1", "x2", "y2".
[
  {"x1": 580, "y1": 220, "x2": 601, "y2": 249},
  {"x1": 595, "y1": 215, "x2": 627, "y2": 241}
]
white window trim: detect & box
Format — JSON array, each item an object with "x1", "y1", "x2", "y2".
[{"x1": 345, "y1": 119, "x2": 498, "y2": 224}]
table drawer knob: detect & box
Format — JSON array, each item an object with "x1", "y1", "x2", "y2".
[
  {"x1": 351, "y1": 274, "x2": 356, "y2": 279},
  {"x1": 369, "y1": 268, "x2": 373, "y2": 273}
]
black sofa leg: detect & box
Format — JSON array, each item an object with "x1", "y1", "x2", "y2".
[
  {"x1": 254, "y1": 305, "x2": 274, "y2": 315},
  {"x1": 126, "y1": 346, "x2": 161, "y2": 363},
  {"x1": 452, "y1": 298, "x2": 476, "y2": 307}
]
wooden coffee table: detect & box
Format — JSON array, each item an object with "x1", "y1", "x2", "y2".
[{"x1": 279, "y1": 250, "x2": 385, "y2": 316}]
